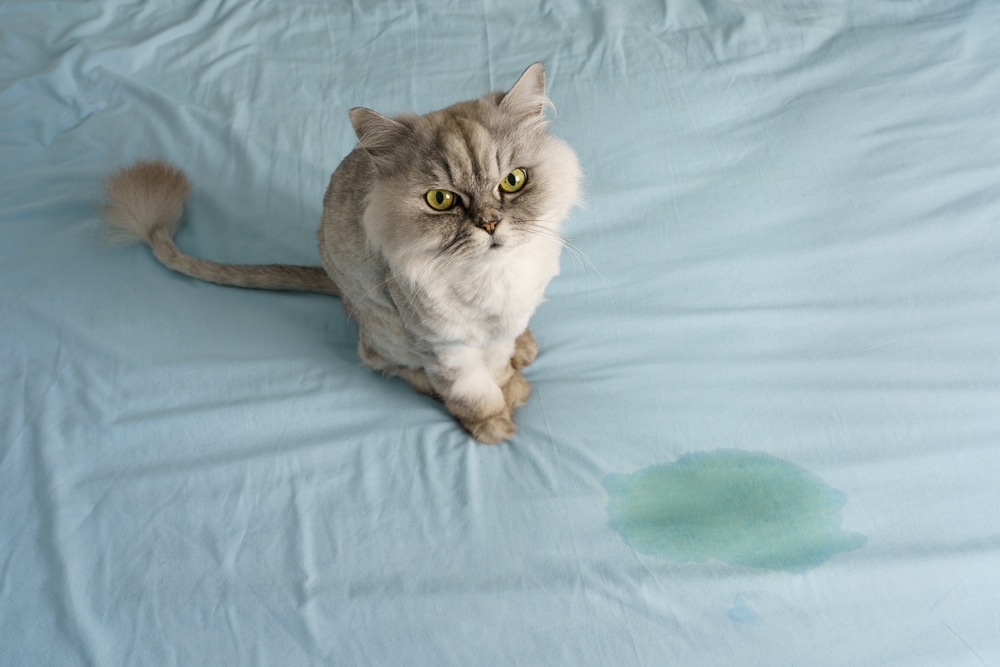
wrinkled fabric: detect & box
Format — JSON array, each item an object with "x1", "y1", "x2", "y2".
[{"x1": 2, "y1": 1, "x2": 999, "y2": 665}]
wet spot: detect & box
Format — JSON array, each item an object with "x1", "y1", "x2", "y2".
[
  {"x1": 727, "y1": 599, "x2": 759, "y2": 624},
  {"x1": 604, "y1": 450, "x2": 866, "y2": 573}
]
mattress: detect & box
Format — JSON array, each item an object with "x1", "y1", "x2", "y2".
[{"x1": 2, "y1": 1, "x2": 999, "y2": 664}]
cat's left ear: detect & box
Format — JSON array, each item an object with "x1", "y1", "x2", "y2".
[
  {"x1": 350, "y1": 107, "x2": 409, "y2": 172},
  {"x1": 500, "y1": 62, "x2": 551, "y2": 120}
]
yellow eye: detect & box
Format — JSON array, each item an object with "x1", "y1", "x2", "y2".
[
  {"x1": 499, "y1": 168, "x2": 527, "y2": 193},
  {"x1": 425, "y1": 189, "x2": 456, "y2": 211}
]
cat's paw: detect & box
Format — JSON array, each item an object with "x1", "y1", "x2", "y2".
[
  {"x1": 502, "y1": 370, "x2": 531, "y2": 409},
  {"x1": 466, "y1": 413, "x2": 517, "y2": 444},
  {"x1": 396, "y1": 366, "x2": 436, "y2": 397},
  {"x1": 511, "y1": 328, "x2": 538, "y2": 370}
]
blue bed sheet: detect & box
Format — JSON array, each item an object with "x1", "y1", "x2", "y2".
[{"x1": 3, "y1": 1, "x2": 999, "y2": 664}]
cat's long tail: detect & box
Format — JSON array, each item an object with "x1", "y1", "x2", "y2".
[{"x1": 101, "y1": 160, "x2": 340, "y2": 296}]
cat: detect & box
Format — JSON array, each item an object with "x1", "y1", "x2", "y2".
[{"x1": 102, "y1": 63, "x2": 581, "y2": 444}]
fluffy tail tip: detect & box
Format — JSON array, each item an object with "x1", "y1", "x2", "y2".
[{"x1": 102, "y1": 160, "x2": 190, "y2": 243}]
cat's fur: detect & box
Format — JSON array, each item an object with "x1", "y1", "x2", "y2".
[{"x1": 102, "y1": 63, "x2": 581, "y2": 443}]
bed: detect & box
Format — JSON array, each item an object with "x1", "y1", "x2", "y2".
[{"x1": 3, "y1": 1, "x2": 999, "y2": 664}]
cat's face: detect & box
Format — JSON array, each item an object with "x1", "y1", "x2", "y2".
[{"x1": 351, "y1": 64, "x2": 581, "y2": 268}]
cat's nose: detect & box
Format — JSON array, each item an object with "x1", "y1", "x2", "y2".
[{"x1": 477, "y1": 217, "x2": 500, "y2": 235}]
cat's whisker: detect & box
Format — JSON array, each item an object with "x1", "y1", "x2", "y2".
[
  {"x1": 395, "y1": 240, "x2": 464, "y2": 329},
  {"x1": 518, "y1": 224, "x2": 609, "y2": 288},
  {"x1": 356, "y1": 275, "x2": 398, "y2": 304}
]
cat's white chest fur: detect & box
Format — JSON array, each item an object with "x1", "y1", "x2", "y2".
[{"x1": 402, "y1": 236, "x2": 560, "y2": 346}]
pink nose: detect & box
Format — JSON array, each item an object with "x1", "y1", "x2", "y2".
[{"x1": 479, "y1": 218, "x2": 499, "y2": 235}]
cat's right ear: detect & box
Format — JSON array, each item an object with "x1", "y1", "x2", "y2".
[
  {"x1": 500, "y1": 62, "x2": 551, "y2": 121},
  {"x1": 350, "y1": 107, "x2": 408, "y2": 171}
]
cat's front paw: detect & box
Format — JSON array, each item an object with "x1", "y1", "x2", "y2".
[
  {"x1": 511, "y1": 328, "x2": 538, "y2": 370},
  {"x1": 466, "y1": 413, "x2": 517, "y2": 444},
  {"x1": 502, "y1": 370, "x2": 531, "y2": 409}
]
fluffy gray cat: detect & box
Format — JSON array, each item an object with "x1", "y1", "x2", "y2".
[{"x1": 102, "y1": 63, "x2": 581, "y2": 443}]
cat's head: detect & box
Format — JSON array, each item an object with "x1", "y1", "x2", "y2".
[{"x1": 350, "y1": 63, "x2": 581, "y2": 267}]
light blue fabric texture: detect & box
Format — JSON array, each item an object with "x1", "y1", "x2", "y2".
[{"x1": 3, "y1": 1, "x2": 999, "y2": 664}]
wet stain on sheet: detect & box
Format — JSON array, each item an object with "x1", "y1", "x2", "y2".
[
  {"x1": 604, "y1": 450, "x2": 866, "y2": 573},
  {"x1": 727, "y1": 596, "x2": 759, "y2": 624}
]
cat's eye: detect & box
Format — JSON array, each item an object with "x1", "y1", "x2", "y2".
[
  {"x1": 425, "y1": 189, "x2": 456, "y2": 211},
  {"x1": 499, "y1": 168, "x2": 527, "y2": 194}
]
